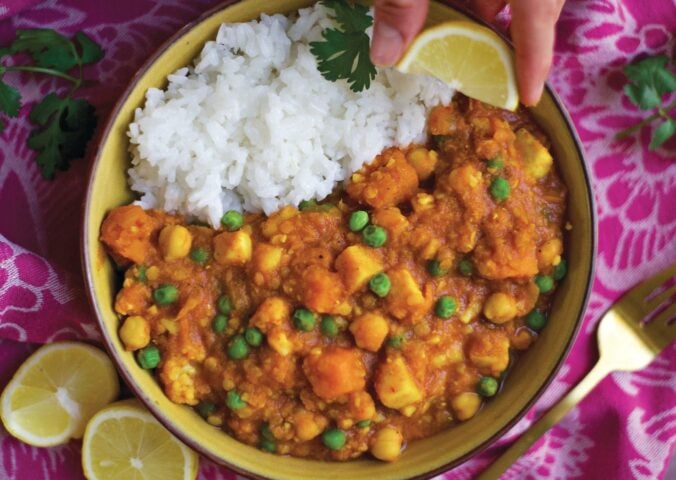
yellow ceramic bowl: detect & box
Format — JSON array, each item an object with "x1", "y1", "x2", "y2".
[{"x1": 82, "y1": 1, "x2": 596, "y2": 478}]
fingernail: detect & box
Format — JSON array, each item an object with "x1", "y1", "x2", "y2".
[
  {"x1": 370, "y1": 23, "x2": 404, "y2": 67},
  {"x1": 524, "y1": 84, "x2": 545, "y2": 107}
]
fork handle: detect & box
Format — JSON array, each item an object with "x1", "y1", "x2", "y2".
[{"x1": 476, "y1": 360, "x2": 613, "y2": 480}]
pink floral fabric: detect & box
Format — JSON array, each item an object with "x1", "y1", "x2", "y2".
[{"x1": 0, "y1": 0, "x2": 674, "y2": 478}]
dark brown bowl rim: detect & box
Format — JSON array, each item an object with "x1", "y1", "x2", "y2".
[{"x1": 80, "y1": 1, "x2": 597, "y2": 479}]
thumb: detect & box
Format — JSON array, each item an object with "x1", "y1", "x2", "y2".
[{"x1": 371, "y1": 0, "x2": 429, "y2": 66}]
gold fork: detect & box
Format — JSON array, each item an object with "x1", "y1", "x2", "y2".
[{"x1": 478, "y1": 264, "x2": 676, "y2": 480}]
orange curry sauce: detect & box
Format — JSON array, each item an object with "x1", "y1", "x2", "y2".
[{"x1": 101, "y1": 97, "x2": 567, "y2": 461}]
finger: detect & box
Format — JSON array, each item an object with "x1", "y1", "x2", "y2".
[
  {"x1": 470, "y1": 0, "x2": 507, "y2": 23},
  {"x1": 510, "y1": 0, "x2": 565, "y2": 106},
  {"x1": 371, "y1": 0, "x2": 429, "y2": 66}
]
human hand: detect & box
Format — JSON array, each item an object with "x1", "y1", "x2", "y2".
[{"x1": 370, "y1": 0, "x2": 566, "y2": 106}]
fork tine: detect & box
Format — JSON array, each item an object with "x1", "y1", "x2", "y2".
[
  {"x1": 645, "y1": 283, "x2": 676, "y2": 312},
  {"x1": 632, "y1": 265, "x2": 676, "y2": 300},
  {"x1": 642, "y1": 303, "x2": 676, "y2": 351}
]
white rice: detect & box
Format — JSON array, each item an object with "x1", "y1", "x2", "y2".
[{"x1": 128, "y1": 3, "x2": 454, "y2": 226}]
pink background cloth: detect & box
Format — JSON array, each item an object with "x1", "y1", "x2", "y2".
[{"x1": 0, "y1": 0, "x2": 675, "y2": 478}]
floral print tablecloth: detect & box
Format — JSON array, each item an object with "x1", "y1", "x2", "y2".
[{"x1": 0, "y1": 0, "x2": 674, "y2": 478}]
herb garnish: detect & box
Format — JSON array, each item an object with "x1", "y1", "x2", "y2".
[
  {"x1": 310, "y1": 0, "x2": 377, "y2": 93},
  {"x1": 0, "y1": 29, "x2": 103, "y2": 179},
  {"x1": 616, "y1": 54, "x2": 676, "y2": 150}
]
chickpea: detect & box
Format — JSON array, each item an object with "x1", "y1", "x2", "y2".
[
  {"x1": 294, "y1": 412, "x2": 324, "y2": 441},
  {"x1": 119, "y1": 315, "x2": 150, "y2": 351},
  {"x1": 158, "y1": 225, "x2": 192, "y2": 261},
  {"x1": 537, "y1": 238, "x2": 563, "y2": 269},
  {"x1": 483, "y1": 292, "x2": 518, "y2": 324},
  {"x1": 371, "y1": 426, "x2": 403, "y2": 462},
  {"x1": 450, "y1": 392, "x2": 482, "y2": 421}
]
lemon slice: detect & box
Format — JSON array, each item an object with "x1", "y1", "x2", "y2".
[
  {"x1": 0, "y1": 342, "x2": 119, "y2": 447},
  {"x1": 82, "y1": 400, "x2": 199, "y2": 480},
  {"x1": 396, "y1": 21, "x2": 519, "y2": 111}
]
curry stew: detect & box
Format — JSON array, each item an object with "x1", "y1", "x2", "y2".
[{"x1": 101, "y1": 98, "x2": 567, "y2": 461}]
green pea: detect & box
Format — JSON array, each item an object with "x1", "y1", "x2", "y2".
[
  {"x1": 136, "y1": 345, "x2": 161, "y2": 369},
  {"x1": 477, "y1": 376, "x2": 499, "y2": 397},
  {"x1": 553, "y1": 259, "x2": 567, "y2": 281},
  {"x1": 226, "y1": 389, "x2": 247, "y2": 410},
  {"x1": 293, "y1": 308, "x2": 316, "y2": 332},
  {"x1": 260, "y1": 422, "x2": 276, "y2": 452},
  {"x1": 196, "y1": 401, "x2": 216, "y2": 419},
  {"x1": 486, "y1": 157, "x2": 504, "y2": 170},
  {"x1": 153, "y1": 284, "x2": 178, "y2": 305},
  {"x1": 458, "y1": 259, "x2": 473, "y2": 277},
  {"x1": 227, "y1": 334, "x2": 249, "y2": 360},
  {"x1": 217, "y1": 296, "x2": 232, "y2": 315},
  {"x1": 260, "y1": 437, "x2": 276, "y2": 452},
  {"x1": 261, "y1": 422, "x2": 275, "y2": 441},
  {"x1": 435, "y1": 296, "x2": 457, "y2": 319},
  {"x1": 432, "y1": 134, "x2": 453, "y2": 147},
  {"x1": 190, "y1": 247, "x2": 209, "y2": 265},
  {"x1": 299, "y1": 199, "x2": 317, "y2": 211},
  {"x1": 387, "y1": 335, "x2": 404, "y2": 349},
  {"x1": 427, "y1": 259, "x2": 448, "y2": 277},
  {"x1": 221, "y1": 210, "x2": 244, "y2": 231},
  {"x1": 136, "y1": 265, "x2": 147, "y2": 283},
  {"x1": 244, "y1": 327, "x2": 264, "y2": 347},
  {"x1": 535, "y1": 275, "x2": 554, "y2": 293},
  {"x1": 211, "y1": 314, "x2": 228, "y2": 334},
  {"x1": 356, "y1": 419, "x2": 372, "y2": 428},
  {"x1": 368, "y1": 272, "x2": 391, "y2": 298},
  {"x1": 321, "y1": 428, "x2": 346, "y2": 450},
  {"x1": 490, "y1": 177, "x2": 511, "y2": 202},
  {"x1": 526, "y1": 309, "x2": 547, "y2": 331},
  {"x1": 362, "y1": 225, "x2": 387, "y2": 248},
  {"x1": 320, "y1": 315, "x2": 339, "y2": 337},
  {"x1": 349, "y1": 210, "x2": 369, "y2": 232}
]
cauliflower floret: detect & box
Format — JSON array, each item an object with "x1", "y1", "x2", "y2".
[{"x1": 159, "y1": 357, "x2": 199, "y2": 405}]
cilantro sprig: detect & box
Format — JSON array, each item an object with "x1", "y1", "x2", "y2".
[
  {"x1": 0, "y1": 29, "x2": 103, "y2": 179},
  {"x1": 310, "y1": 0, "x2": 377, "y2": 93},
  {"x1": 616, "y1": 54, "x2": 676, "y2": 150}
]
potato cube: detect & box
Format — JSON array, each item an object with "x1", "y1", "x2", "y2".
[
  {"x1": 303, "y1": 347, "x2": 366, "y2": 400},
  {"x1": 301, "y1": 265, "x2": 346, "y2": 314},
  {"x1": 386, "y1": 267, "x2": 430, "y2": 322},
  {"x1": 335, "y1": 245, "x2": 383, "y2": 293},
  {"x1": 250, "y1": 297, "x2": 292, "y2": 331},
  {"x1": 253, "y1": 243, "x2": 283, "y2": 272},
  {"x1": 515, "y1": 129, "x2": 553, "y2": 179},
  {"x1": 374, "y1": 355, "x2": 423, "y2": 410},
  {"x1": 467, "y1": 331, "x2": 510, "y2": 376},
  {"x1": 349, "y1": 312, "x2": 389, "y2": 352},
  {"x1": 213, "y1": 230, "x2": 252, "y2": 265}
]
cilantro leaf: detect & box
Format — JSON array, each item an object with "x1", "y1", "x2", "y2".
[
  {"x1": 74, "y1": 32, "x2": 103, "y2": 65},
  {"x1": 649, "y1": 117, "x2": 675, "y2": 150},
  {"x1": 623, "y1": 55, "x2": 676, "y2": 109},
  {"x1": 27, "y1": 95, "x2": 96, "y2": 179},
  {"x1": 322, "y1": 0, "x2": 373, "y2": 32},
  {"x1": 11, "y1": 29, "x2": 78, "y2": 72},
  {"x1": 311, "y1": 29, "x2": 375, "y2": 91},
  {"x1": 310, "y1": 0, "x2": 377, "y2": 92},
  {"x1": 0, "y1": 78, "x2": 21, "y2": 117}
]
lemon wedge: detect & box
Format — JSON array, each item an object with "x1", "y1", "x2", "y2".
[
  {"x1": 82, "y1": 400, "x2": 199, "y2": 480},
  {"x1": 396, "y1": 21, "x2": 519, "y2": 111},
  {"x1": 0, "y1": 342, "x2": 119, "y2": 447}
]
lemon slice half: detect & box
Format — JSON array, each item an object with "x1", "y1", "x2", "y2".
[
  {"x1": 397, "y1": 21, "x2": 519, "y2": 111},
  {"x1": 1, "y1": 342, "x2": 119, "y2": 447},
  {"x1": 82, "y1": 400, "x2": 199, "y2": 480}
]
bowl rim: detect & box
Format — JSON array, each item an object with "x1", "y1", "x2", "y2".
[{"x1": 80, "y1": 1, "x2": 597, "y2": 478}]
